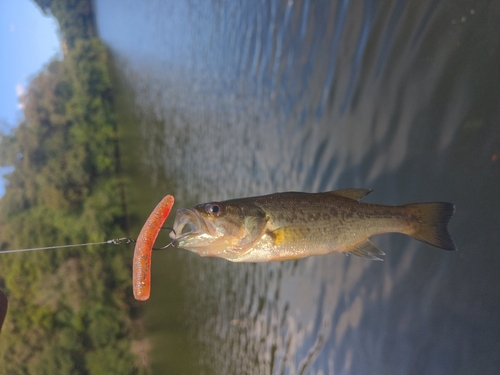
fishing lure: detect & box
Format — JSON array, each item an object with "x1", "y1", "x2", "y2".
[{"x1": 133, "y1": 194, "x2": 175, "y2": 301}]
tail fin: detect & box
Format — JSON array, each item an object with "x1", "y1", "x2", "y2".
[{"x1": 405, "y1": 203, "x2": 456, "y2": 251}]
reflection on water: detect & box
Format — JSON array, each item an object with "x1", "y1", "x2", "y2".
[{"x1": 95, "y1": 0, "x2": 500, "y2": 373}]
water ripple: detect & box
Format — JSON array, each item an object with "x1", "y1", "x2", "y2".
[{"x1": 93, "y1": 0, "x2": 500, "y2": 373}]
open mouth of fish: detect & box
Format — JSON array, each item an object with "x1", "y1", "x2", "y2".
[{"x1": 169, "y1": 208, "x2": 213, "y2": 246}]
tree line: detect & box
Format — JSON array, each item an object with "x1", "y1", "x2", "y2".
[{"x1": 0, "y1": 1, "x2": 145, "y2": 374}]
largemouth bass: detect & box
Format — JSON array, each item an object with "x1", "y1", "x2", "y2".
[{"x1": 169, "y1": 189, "x2": 456, "y2": 262}]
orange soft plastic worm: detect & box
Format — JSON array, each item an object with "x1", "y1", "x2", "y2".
[{"x1": 133, "y1": 195, "x2": 174, "y2": 301}]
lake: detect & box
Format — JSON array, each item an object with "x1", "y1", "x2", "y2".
[{"x1": 94, "y1": 0, "x2": 500, "y2": 374}]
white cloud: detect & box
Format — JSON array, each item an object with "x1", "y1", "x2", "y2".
[
  {"x1": 15, "y1": 83, "x2": 24, "y2": 97},
  {"x1": 15, "y1": 83, "x2": 25, "y2": 110}
]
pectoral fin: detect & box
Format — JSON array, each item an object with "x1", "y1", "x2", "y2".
[
  {"x1": 232, "y1": 214, "x2": 269, "y2": 255},
  {"x1": 345, "y1": 239, "x2": 385, "y2": 261},
  {"x1": 270, "y1": 225, "x2": 310, "y2": 245}
]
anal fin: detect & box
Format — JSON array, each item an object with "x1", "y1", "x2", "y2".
[{"x1": 345, "y1": 239, "x2": 385, "y2": 261}]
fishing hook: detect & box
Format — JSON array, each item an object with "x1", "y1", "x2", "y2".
[{"x1": 152, "y1": 226, "x2": 176, "y2": 250}]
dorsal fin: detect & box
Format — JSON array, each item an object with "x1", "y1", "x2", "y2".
[{"x1": 327, "y1": 188, "x2": 373, "y2": 201}]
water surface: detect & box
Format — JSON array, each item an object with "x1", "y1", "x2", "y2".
[{"x1": 96, "y1": 0, "x2": 500, "y2": 373}]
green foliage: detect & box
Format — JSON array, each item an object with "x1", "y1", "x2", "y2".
[
  {"x1": 32, "y1": 0, "x2": 97, "y2": 48},
  {"x1": 0, "y1": 34, "x2": 143, "y2": 375}
]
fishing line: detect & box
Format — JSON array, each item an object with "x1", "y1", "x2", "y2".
[
  {"x1": 0, "y1": 237, "x2": 136, "y2": 254},
  {"x1": 0, "y1": 227, "x2": 177, "y2": 255}
]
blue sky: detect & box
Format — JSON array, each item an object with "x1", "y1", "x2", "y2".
[{"x1": 0, "y1": 0, "x2": 60, "y2": 196}]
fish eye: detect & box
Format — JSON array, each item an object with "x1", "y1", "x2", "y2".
[{"x1": 205, "y1": 202, "x2": 224, "y2": 216}]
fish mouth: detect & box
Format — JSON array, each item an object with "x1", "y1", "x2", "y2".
[{"x1": 169, "y1": 208, "x2": 214, "y2": 247}]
